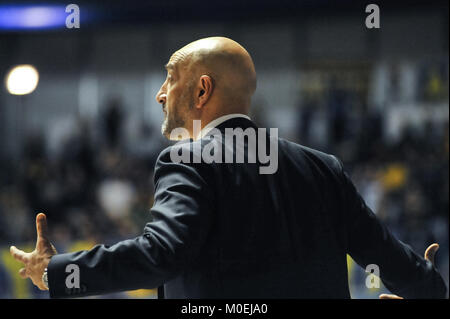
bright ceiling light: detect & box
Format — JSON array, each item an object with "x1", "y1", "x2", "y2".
[
  {"x1": 0, "y1": 5, "x2": 67, "y2": 30},
  {"x1": 5, "y1": 64, "x2": 39, "y2": 95}
]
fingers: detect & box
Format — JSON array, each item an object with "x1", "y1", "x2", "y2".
[
  {"x1": 379, "y1": 294, "x2": 404, "y2": 299},
  {"x1": 18, "y1": 268, "x2": 28, "y2": 279},
  {"x1": 10, "y1": 246, "x2": 29, "y2": 264},
  {"x1": 19, "y1": 268, "x2": 47, "y2": 291},
  {"x1": 424, "y1": 243, "x2": 439, "y2": 266}
]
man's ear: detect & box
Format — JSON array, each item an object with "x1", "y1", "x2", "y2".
[{"x1": 196, "y1": 75, "x2": 213, "y2": 109}]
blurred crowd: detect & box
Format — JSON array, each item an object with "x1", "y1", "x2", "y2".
[
  {"x1": 0, "y1": 100, "x2": 164, "y2": 246},
  {"x1": 0, "y1": 58, "x2": 448, "y2": 298},
  {"x1": 289, "y1": 58, "x2": 449, "y2": 297},
  {"x1": 0, "y1": 99, "x2": 168, "y2": 298}
]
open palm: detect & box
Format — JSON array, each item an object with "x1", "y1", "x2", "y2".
[{"x1": 10, "y1": 213, "x2": 57, "y2": 290}]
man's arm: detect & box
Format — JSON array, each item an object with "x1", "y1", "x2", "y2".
[
  {"x1": 334, "y1": 157, "x2": 447, "y2": 299},
  {"x1": 14, "y1": 146, "x2": 215, "y2": 298}
]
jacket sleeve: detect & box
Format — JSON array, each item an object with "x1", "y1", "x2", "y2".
[
  {"x1": 333, "y1": 156, "x2": 447, "y2": 299},
  {"x1": 48, "y1": 145, "x2": 215, "y2": 298}
]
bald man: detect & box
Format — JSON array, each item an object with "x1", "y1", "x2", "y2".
[
  {"x1": 10, "y1": 37, "x2": 447, "y2": 299},
  {"x1": 157, "y1": 37, "x2": 256, "y2": 140}
]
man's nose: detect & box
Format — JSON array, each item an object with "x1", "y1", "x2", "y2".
[{"x1": 155, "y1": 89, "x2": 167, "y2": 105}]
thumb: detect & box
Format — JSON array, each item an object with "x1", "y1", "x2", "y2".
[
  {"x1": 379, "y1": 294, "x2": 403, "y2": 299},
  {"x1": 424, "y1": 243, "x2": 439, "y2": 266},
  {"x1": 36, "y1": 213, "x2": 50, "y2": 250}
]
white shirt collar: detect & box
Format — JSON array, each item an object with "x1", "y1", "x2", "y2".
[{"x1": 195, "y1": 113, "x2": 251, "y2": 140}]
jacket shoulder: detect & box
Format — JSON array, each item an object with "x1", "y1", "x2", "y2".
[
  {"x1": 153, "y1": 140, "x2": 214, "y2": 181},
  {"x1": 278, "y1": 138, "x2": 344, "y2": 174}
]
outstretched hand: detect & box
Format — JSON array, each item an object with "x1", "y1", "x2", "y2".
[
  {"x1": 10, "y1": 213, "x2": 57, "y2": 290},
  {"x1": 378, "y1": 243, "x2": 440, "y2": 299}
]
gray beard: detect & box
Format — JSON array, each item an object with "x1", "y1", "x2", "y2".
[
  {"x1": 161, "y1": 88, "x2": 195, "y2": 139},
  {"x1": 161, "y1": 111, "x2": 187, "y2": 139}
]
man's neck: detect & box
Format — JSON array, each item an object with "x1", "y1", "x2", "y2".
[{"x1": 193, "y1": 113, "x2": 251, "y2": 140}]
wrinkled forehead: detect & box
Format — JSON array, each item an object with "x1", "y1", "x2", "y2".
[{"x1": 165, "y1": 48, "x2": 192, "y2": 72}]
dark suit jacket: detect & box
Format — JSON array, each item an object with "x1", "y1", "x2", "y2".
[{"x1": 48, "y1": 117, "x2": 447, "y2": 298}]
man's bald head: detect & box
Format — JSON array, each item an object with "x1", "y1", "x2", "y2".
[
  {"x1": 168, "y1": 37, "x2": 257, "y2": 110},
  {"x1": 156, "y1": 37, "x2": 257, "y2": 140}
]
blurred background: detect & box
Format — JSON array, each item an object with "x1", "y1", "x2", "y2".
[{"x1": 0, "y1": 0, "x2": 448, "y2": 298}]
